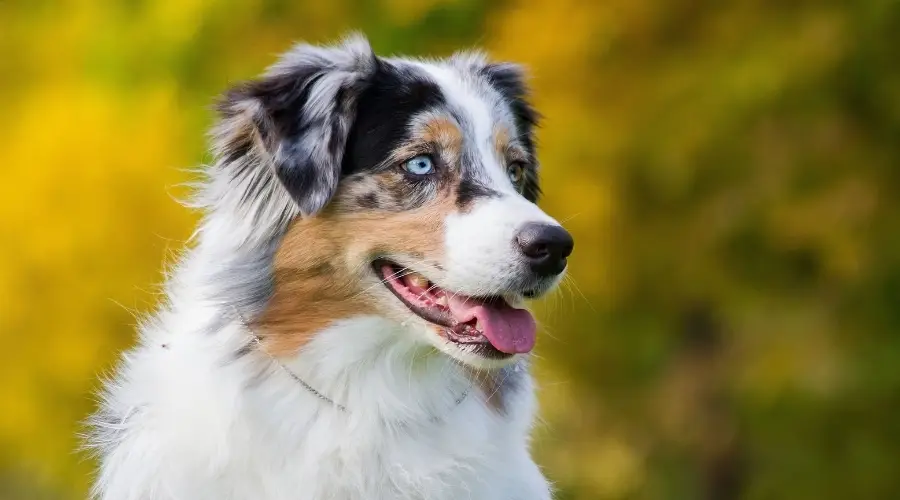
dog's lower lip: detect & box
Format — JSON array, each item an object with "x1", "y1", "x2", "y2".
[
  {"x1": 372, "y1": 260, "x2": 513, "y2": 353},
  {"x1": 373, "y1": 260, "x2": 455, "y2": 328}
]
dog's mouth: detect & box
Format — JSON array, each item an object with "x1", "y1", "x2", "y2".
[{"x1": 374, "y1": 260, "x2": 536, "y2": 357}]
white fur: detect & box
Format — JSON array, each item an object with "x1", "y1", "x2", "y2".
[{"x1": 443, "y1": 195, "x2": 561, "y2": 297}]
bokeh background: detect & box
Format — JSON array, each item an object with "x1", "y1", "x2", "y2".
[{"x1": 2, "y1": 0, "x2": 899, "y2": 498}]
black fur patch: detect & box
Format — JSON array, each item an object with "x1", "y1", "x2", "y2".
[{"x1": 342, "y1": 61, "x2": 445, "y2": 176}]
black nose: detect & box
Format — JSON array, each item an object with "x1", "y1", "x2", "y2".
[{"x1": 515, "y1": 223, "x2": 574, "y2": 277}]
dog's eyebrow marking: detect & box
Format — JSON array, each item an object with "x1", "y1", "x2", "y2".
[
  {"x1": 418, "y1": 116, "x2": 463, "y2": 153},
  {"x1": 493, "y1": 125, "x2": 511, "y2": 156},
  {"x1": 456, "y1": 178, "x2": 500, "y2": 209}
]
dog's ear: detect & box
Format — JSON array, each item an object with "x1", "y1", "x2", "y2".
[{"x1": 216, "y1": 34, "x2": 376, "y2": 216}]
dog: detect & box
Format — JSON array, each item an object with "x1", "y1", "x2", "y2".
[{"x1": 87, "y1": 33, "x2": 573, "y2": 500}]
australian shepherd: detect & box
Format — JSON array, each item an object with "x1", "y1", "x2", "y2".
[{"x1": 88, "y1": 34, "x2": 574, "y2": 500}]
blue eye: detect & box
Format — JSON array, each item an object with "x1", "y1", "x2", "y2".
[{"x1": 402, "y1": 155, "x2": 435, "y2": 175}]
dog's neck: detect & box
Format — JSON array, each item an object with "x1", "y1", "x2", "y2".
[{"x1": 253, "y1": 316, "x2": 479, "y2": 426}]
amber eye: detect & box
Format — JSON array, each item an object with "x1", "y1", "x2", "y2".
[{"x1": 507, "y1": 162, "x2": 525, "y2": 186}]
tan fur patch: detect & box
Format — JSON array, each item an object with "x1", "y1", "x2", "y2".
[
  {"x1": 493, "y1": 125, "x2": 511, "y2": 158},
  {"x1": 255, "y1": 184, "x2": 459, "y2": 356},
  {"x1": 251, "y1": 217, "x2": 370, "y2": 355},
  {"x1": 420, "y1": 116, "x2": 463, "y2": 160},
  {"x1": 494, "y1": 125, "x2": 529, "y2": 164}
]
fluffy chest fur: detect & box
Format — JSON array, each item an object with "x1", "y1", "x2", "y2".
[{"x1": 92, "y1": 297, "x2": 549, "y2": 500}]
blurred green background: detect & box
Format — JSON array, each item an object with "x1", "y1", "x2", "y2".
[{"x1": 2, "y1": 0, "x2": 899, "y2": 498}]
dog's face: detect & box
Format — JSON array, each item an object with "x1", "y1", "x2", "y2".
[{"x1": 217, "y1": 36, "x2": 572, "y2": 369}]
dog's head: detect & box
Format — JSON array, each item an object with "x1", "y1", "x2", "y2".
[{"x1": 214, "y1": 35, "x2": 572, "y2": 369}]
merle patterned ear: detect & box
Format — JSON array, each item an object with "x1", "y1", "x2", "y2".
[
  {"x1": 479, "y1": 62, "x2": 542, "y2": 202},
  {"x1": 216, "y1": 34, "x2": 376, "y2": 216}
]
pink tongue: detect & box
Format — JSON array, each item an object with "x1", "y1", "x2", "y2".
[{"x1": 446, "y1": 295, "x2": 536, "y2": 354}]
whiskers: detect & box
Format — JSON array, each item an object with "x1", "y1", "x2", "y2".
[
  {"x1": 351, "y1": 255, "x2": 446, "y2": 301},
  {"x1": 561, "y1": 273, "x2": 595, "y2": 313},
  {"x1": 351, "y1": 264, "x2": 416, "y2": 299}
]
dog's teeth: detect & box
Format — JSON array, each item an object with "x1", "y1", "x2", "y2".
[
  {"x1": 407, "y1": 273, "x2": 429, "y2": 289},
  {"x1": 436, "y1": 295, "x2": 448, "y2": 307},
  {"x1": 474, "y1": 319, "x2": 481, "y2": 332}
]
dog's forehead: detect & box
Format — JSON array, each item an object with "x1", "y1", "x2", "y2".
[
  {"x1": 382, "y1": 58, "x2": 520, "y2": 192},
  {"x1": 399, "y1": 59, "x2": 515, "y2": 142},
  {"x1": 342, "y1": 56, "x2": 524, "y2": 190}
]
